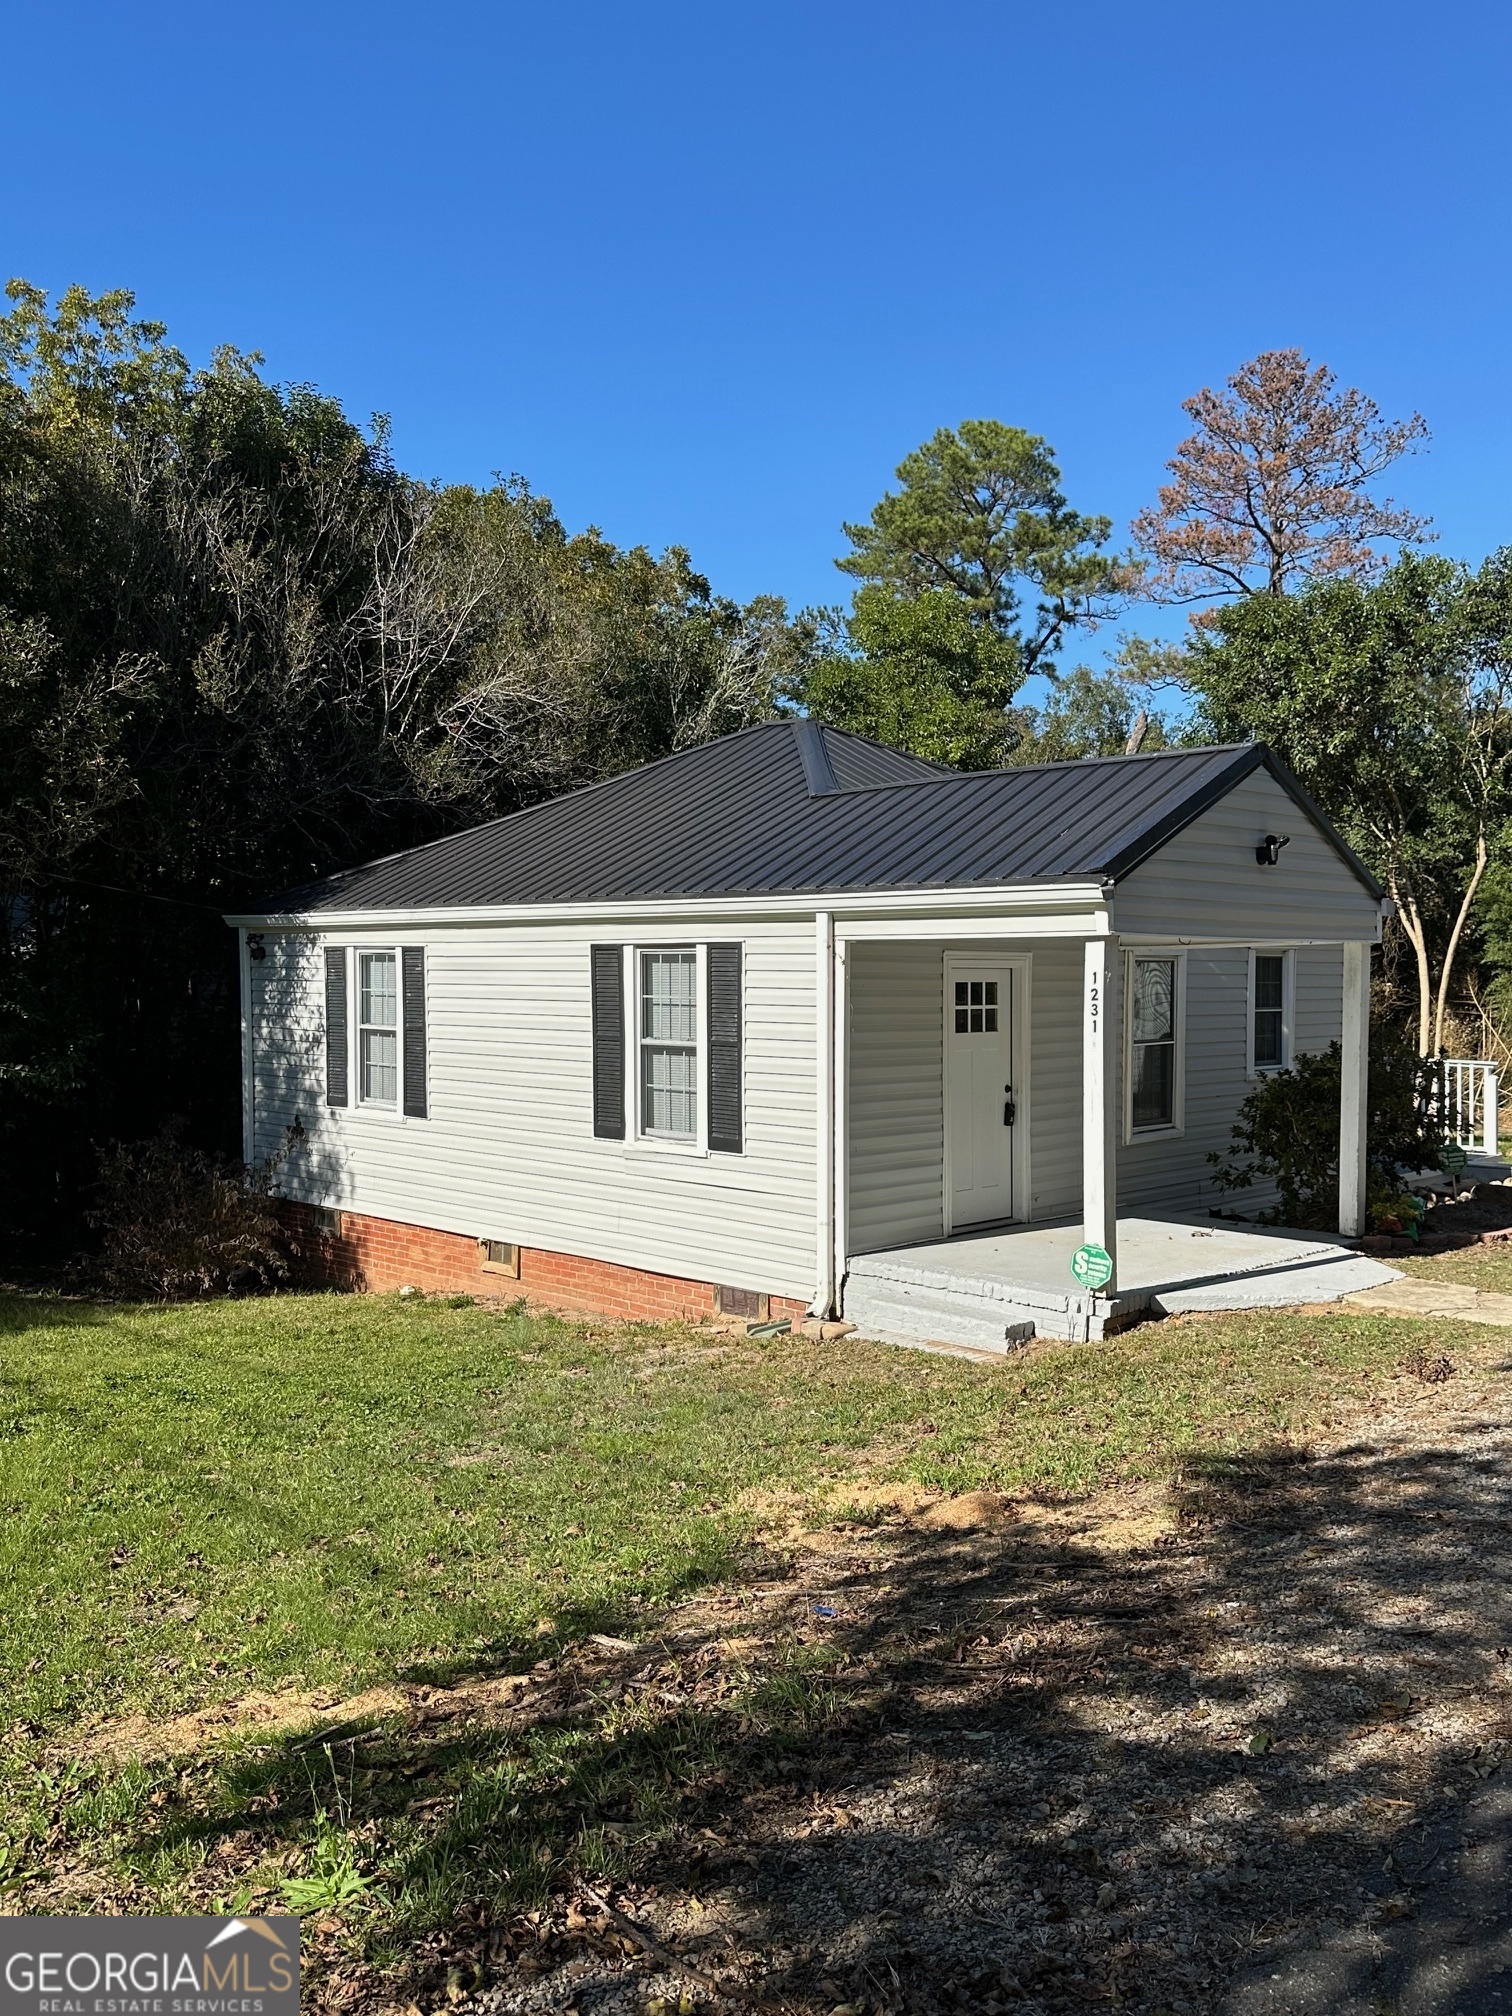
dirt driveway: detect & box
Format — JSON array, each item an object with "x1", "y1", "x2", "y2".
[{"x1": 464, "y1": 1327, "x2": 1512, "y2": 2016}]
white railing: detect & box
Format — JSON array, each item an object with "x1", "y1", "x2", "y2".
[{"x1": 1439, "y1": 1058, "x2": 1501, "y2": 1157}]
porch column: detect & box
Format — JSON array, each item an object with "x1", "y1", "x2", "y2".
[
  {"x1": 1339, "y1": 940, "x2": 1371, "y2": 1238},
  {"x1": 1082, "y1": 935, "x2": 1119, "y2": 1293},
  {"x1": 812, "y1": 910, "x2": 836, "y2": 1317},
  {"x1": 832, "y1": 934, "x2": 849, "y2": 1311}
]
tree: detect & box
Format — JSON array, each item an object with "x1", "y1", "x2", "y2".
[
  {"x1": 787, "y1": 588, "x2": 1022, "y2": 769},
  {"x1": 1133, "y1": 350, "x2": 1430, "y2": 608},
  {"x1": 436, "y1": 490, "x2": 784, "y2": 804},
  {"x1": 1009, "y1": 663, "x2": 1171, "y2": 766},
  {"x1": 838, "y1": 420, "x2": 1130, "y2": 675},
  {"x1": 1187, "y1": 553, "x2": 1512, "y2": 1054},
  {"x1": 795, "y1": 420, "x2": 1130, "y2": 767},
  {"x1": 0, "y1": 281, "x2": 791, "y2": 1257}
]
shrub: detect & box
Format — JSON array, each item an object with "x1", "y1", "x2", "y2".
[
  {"x1": 1208, "y1": 1039, "x2": 1445, "y2": 1230},
  {"x1": 85, "y1": 1130, "x2": 290, "y2": 1299}
]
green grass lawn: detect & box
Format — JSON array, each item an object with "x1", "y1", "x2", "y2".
[
  {"x1": 0, "y1": 1285, "x2": 1469, "y2": 1740},
  {"x1": 0, "y1": 1281, "x2": 1497, "y2": 1978}
]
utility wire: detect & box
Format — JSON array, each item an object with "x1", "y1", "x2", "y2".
[{"x1": 32, "y1": 871, "x2": 231, "y2": 916}]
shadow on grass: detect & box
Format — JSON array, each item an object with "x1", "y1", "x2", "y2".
[
  {"x1": 0, "y1": 1291, "x2": 116, "y2": 1337},
  {"x1": 75, "y1": 1396, "x2": 1512, "y2": 2016}
]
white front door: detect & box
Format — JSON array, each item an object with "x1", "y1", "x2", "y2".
[{"x1": 945, "y1": 963, "x2": 1016, "y2": 1231}]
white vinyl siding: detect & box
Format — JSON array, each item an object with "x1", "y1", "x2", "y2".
[
  {"x1": 844, "y1": 938, "x2": 1085, "y2": 1253},
  {"x1": 1116, "y1": 945, "x2": 1343, "y2": 1217},
  {"x1": 846, "y1": 942, "x2": 945, "y2": 1252},
  {"x1": 840, "y1": 935, "x2": 1352, "y2": 1245},
  {"x1": 1294, "y1": 942, "x2": 1344, "y2": 1052},
  {"x1": 243, "y1": 771, "x2": 1376, "y2": 1290},
  {"x1": 249, "y1": 918, "x2": 816, "y2": 1301},
  {"x1": 1115, "y1": 770, "x2": 1381, "y2": 941}
]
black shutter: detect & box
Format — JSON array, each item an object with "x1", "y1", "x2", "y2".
[
  {"x1": 402, "y1": 947, "x2": 428, "y2": 1118},
  {"x1": 325, "y1": 948, "x2": 348, "y2": 1107},
  {"x1": 707, "y1": 942, "x2": 743, "y2": 1154},
  {"x1": 591, "y1": 944, "x2": 626, "y2": 1139}
]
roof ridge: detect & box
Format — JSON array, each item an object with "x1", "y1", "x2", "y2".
[
  {"x1": 814, "y1": 740, "x2": 1251, "y2": 800},
  {"x1": 999, "y1": 740, "x2": 1248, "y2": 775},
  {"x1": 808, "y1": 719, "x2": 957, "y2": 777}
]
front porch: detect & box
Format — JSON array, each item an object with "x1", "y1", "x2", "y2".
[
  {"x1": 828, "y1": 921, "x2": 1381, "y2": 1347},
  {"x1": 843, "y1": 1214, "x2": 1402, "y2": 1349}
]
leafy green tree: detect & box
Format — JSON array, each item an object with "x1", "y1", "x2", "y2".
[
  {"x1": 1009, "y1": 665, "x2": 1171, "y2": 765},
  {"x1": 790, "y1": 587, "x2": 1022, "y2": 768},
  {"x1": 837, "y1": 420, "x2": 1130, "y2": 672},
  {"x1": 1187, "y1": 553, "x2": 1512, "y2": 1053},
  {"x1": 795, "y1": 421, "x2": 1129, "y2": 766},
  {"x1": 0, "y1": 281, "x2": 789, "y2": 1256}
]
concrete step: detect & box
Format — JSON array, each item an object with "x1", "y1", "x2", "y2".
[
  {"x1": 842, "y1": 1242, "x2": 1402, "y2": 1353},
  {"x1": 843, "y1": 1258, "x2": 1134, "y2": 1349}
]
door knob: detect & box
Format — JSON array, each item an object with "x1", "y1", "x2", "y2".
[{"x1": 1003, "y1": 1084, "x2": 1016, "y2": 1127}]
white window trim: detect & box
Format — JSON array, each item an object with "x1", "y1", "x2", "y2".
[
  {"x1": 340, "y1": 942, "x2": 417, "y2": 1124},
  {"x1": 1123, "y1": 947, "x2": 1187, "y2": 1143},
  {"x1": 355, "y1": 946, "x2": 401, "y2": 1111},
  {"x1": 626, "y1": 941, "x2": 709, "y2": 1157},
  {"x1": 1247, "y1": 946, "x2": 1295, "y2": 1078}
]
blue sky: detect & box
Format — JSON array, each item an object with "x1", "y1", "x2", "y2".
[{"x1": 4, "y1": 0, "x2": 1510, "y2": 667}]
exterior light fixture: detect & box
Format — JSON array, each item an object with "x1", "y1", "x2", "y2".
[
  {"x1": 247, "y1": 932, "x2": 267, "y2": 960},
  {"x1": 1254, "y1": 834, "x2": 1291, "y2": 867}
]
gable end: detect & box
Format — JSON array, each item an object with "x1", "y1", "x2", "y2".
[{"x1": 1103, "y1": 746, "x2": 1383, "y2": 900}]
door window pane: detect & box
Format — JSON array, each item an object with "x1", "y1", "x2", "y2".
[
  {"x1": 359, "y1": 952, "x2": 398, "y2": 1104},
  {"x1": 953, "y1": 975, "x2": 1001, "y2": 1035},
  {"x1": 1131, "y1": 958, "x2": 1176, "y2": 1129},
  {"x1": 1253, "y1": 954, "x2": 1285, "y2": 1069},
  {"x1": 640, "y1": 950, "x2": 697, "y2": 1139}
]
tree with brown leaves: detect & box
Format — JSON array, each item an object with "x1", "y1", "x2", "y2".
[{"x1": 1133, "y1": 349, "x2": 1431, "y2": 609}]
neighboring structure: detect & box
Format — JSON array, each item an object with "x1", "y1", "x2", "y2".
[{"x1": 229, "y1": 721, "x2": 1388, "y2": 1343}]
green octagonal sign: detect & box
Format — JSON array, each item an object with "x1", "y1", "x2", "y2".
[
  {"x1": 1440, "y1": 1142, "x2": 1469, "y2": 1176},
  {"x1": 1071, "y1": 1242, "x2": 1114, "y2": 1290}
]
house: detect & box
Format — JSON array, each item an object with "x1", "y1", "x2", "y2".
[{"x1": 229, "y1": 720, "x2": 1392, "y2": 1347}]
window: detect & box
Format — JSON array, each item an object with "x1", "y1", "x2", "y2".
[
  {"x1": 1130, "y1": 956, "x2": 1178, "y2": 1132},
  {"x1": 359, "y1": 950, "x2": 399, "y2": 1104},
  {"x1": 639, "y1": 949, "x2": 698, "y2": 1140},
  {"x1": 1250, "y1": 950, "x2": 1291, "y2": 1074},
  {"x1": 953, "y1": 978, "x2": 999, "y2": 1034}
]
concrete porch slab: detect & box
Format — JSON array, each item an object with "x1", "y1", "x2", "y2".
[{"x1": 843, "y1": 1216, "x2": 1402, "y2": 1352}]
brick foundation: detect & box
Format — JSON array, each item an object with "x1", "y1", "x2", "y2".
[{"x1": 280, "y1": 1202, "x2": 809, "y2": 1327}]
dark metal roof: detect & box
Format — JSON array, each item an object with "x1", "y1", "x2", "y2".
[{"x1": 256, "y1": 720, "x2": 1382, "y2": 914}]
